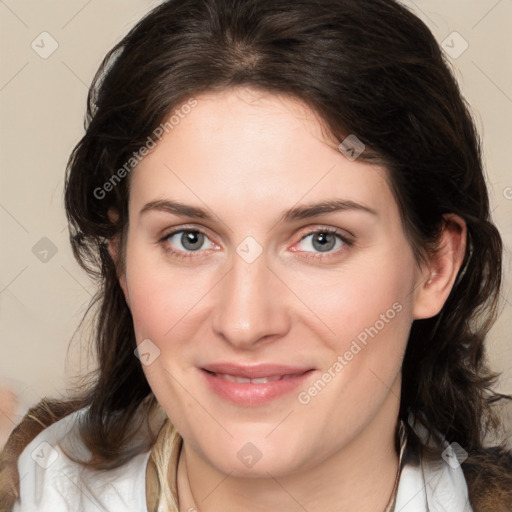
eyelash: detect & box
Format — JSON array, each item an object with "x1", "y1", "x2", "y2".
[{"x1": 159, "y1": 226, "x2": 353, "y2": 261}]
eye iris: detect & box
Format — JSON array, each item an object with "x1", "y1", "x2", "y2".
[
  {"x1": 181, "y1": 231, "x2": 204, "y2": 251},
  {"x1": 313, "y1": 232, "x2": 336, "y2": 252}
]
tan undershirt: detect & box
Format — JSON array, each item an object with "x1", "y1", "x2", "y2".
[{"x1": 146, "y1": 456, "x2": 159, "y2": 511}]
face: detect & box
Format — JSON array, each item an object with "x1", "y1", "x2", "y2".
[{"x1": 117, "y1": 87, "x2": 428, "y2": 478}]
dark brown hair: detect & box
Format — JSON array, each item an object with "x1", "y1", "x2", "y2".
[{"x1": 1, "y1": 0, "x2": 511, "y2": 510}]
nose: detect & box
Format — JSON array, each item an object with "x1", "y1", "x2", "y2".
[{"x1": 211, "y1": 249, "x2": 291, "y2": 350}]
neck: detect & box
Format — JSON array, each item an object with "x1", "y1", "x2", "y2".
[{"x1": 179, "y1": 380, "x2": 401, "y2": 512}]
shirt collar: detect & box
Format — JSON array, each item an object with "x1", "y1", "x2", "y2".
[{"x1": 391, "y1": 415, "x2": 473, "y2": 512}]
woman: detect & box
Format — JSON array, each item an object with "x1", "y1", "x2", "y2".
[{"x1": 1, "y1": 0, "x2": 511, "y2": 510}]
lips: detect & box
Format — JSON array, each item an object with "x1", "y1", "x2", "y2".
[
  {"x1": 201, "y1": 363, "x2": 312, "y2": 380},
  {"x1": 200, "y1": 363, "x2": 315, "y2": 406}
]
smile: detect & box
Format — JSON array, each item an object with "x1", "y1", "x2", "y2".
[{"x1": 199, "y1": 365, "x2": 315, "y2": 406}]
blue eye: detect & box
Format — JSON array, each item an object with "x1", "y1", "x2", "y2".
[
  {"x1": 169, "y1": 230, "x2": 207, "y2": 250},
  {"x1": 297, "y1": 230, "x2": 345, "y2": 253},
  {"x1": 161, "y1": 229, "x2": 216, "y2": 259},
  {"x1": 160, "y1": 226, "x2": 352, "y2": 261}
]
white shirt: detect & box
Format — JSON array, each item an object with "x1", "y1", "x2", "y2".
[
  {"x1": 395, "y1": 450, "x2": 473, "y2": 511},
  {"x1": 13, "y1": 407, "x2": 473, "y2": 511}
]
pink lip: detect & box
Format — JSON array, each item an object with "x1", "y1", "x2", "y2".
[{"x1": 200, "y1": 363, "x2": 315, "y2": 407}]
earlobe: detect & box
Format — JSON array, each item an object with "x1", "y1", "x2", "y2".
[{"x1": 412, "y1": 214, "x2": 467, "y2": 320}]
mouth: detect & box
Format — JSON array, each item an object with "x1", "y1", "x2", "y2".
[
  {"x1": 204, "y1": 371, "x2": 307, "y2": 384},
  {"x1": 199, "y1": 363, "x2": 315, "y2": 406}
]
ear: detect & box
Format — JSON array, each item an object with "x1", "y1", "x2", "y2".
[
  {"x1": 107, "y1": 208, "x2": 130, "y2": 307},
  {"x1": 412, "y1": 214, "x2": 467, "y2": 319}
]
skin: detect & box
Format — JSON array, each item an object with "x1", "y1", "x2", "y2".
[{"x1": 109, "y1": 87, "x2": 466, "y2": 512}]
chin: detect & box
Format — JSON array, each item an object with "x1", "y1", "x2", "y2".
[{"x1": 199, "y1": 438, "x2": 312, "y2": 479}]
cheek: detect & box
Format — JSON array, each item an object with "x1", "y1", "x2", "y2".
[
  {"x1": 123, "y1": 245, "x2": 206, "y2": 430},
  {"x1": 291, "y1": 249, "x2": 415, "y2": 350},
  {"x1": 124, "y1": 243, "x2": 209, "y2": 342},
  {"x1": 289, "y1": 247, "x2": 415, "y2": 411}
]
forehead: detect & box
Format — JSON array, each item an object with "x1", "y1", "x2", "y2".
[{"x1": 129, "y1": 87, "x2": 394, "y2": 221}]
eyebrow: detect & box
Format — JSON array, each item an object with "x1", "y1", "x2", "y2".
[{"x1": 139, "y1": 198, "x2": 378, "y2": 223}]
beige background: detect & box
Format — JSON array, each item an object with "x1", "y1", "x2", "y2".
[{"x1": 1, "y1": 0, "x2": 511, "y2": 441}]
